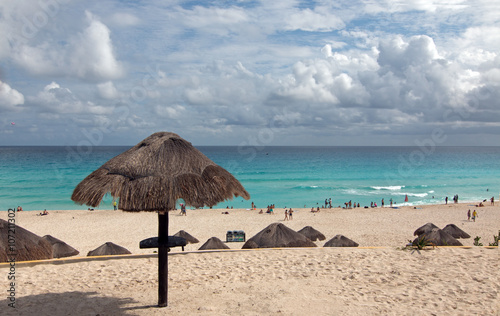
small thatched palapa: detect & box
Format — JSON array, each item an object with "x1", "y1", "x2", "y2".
[
  {"x1": 174, "y1": 230, "x2": 199, "y2": 244},
  {"x1": 324, "y1": 235, "x2": 359, "y2": 247},
  {"x1": 412, "y1": 228, "x2": 463, "y2": 246},
  {"x1": 71, "y1": 132, "x2": 249, "y2": 307},
  {"x1": 413, "y1": 222, "x2": 439, "y2": 236},
  {"x1": 297, "y1": 226, "x2": 326, "y2": 241},
  {"x1": 87, "y1": 242, "x2": 132, "y2": 256},
  {"x1": 442, "y1": 224, "x2": 471, "y2": 239},
  {"x1": 0, "y1": 219, "x2": 53, "y2": 262},
  {"x1": 42, "y1": 235, "x2": 79, "y2": 258},
  {"x1": 198, "y1": 237, "x2": 230, "y2": 250},
  {"x1": 242, "y1": 223, "x2": 317, "y2": 249}
]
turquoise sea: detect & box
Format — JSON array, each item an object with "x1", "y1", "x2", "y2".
[{"x1": 0, "y1": 146, "x2": 499, "y2": 211}]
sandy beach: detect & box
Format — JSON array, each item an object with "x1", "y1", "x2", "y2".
[{"x1": 1, "y1": 202, "x2": 499, "y2": 315}]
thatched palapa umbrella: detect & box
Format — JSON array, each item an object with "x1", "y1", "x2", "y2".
[
  {"x1": 242, "y1": 223, "x2": 317, "y2": 249},
  {"x1": 0, "y1": 219, "x2": 53, "y2": 262},
  {"x1": 42, "y1": 235, "x2": 79, "y2": 258},
  {"x1": 414, "y1": 222, "x2": 439, "y2": 236},
  {"x1": 71, "y1": 132, "x2": 249, "y2": 307},
  {"x1": 412, "y1": 228, "x2": 463, "y2": 246},
  {"x1": 174, "y1": 230, "x2": 199, "y2": 244},
  {"x1": 324, "y1": 234, "x2": 359, "y2": 247},
  {"x1": 87, "y1": 242, "x2": 131, "y2": 256},
  {"x1": 198, "y1": 237, "x2": 230, "y2": 250},
  {"x1": 297, "y1": 226, "x2": 326, "y2": 241},
  {"x1": 442, "y1": 224, "x2": 471, "y2": 239}
]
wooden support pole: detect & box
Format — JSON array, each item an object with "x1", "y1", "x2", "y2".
[{"x1": 158, "y1": 211, "x2": 169, "y2": 307}]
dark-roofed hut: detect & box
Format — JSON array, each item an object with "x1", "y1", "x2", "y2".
[
  {"x1": 42, "y1": 235, "x2": 79, "y2": 258},
  {"x1": 413, "y1": 228, "x2": 463, "y2": 246},
  {"x1": 324, "y1": 234, "x2": 359, "y2": 247},
  {"x1": 242, "y1": 223, "x2": 317, "y2": 249},
  {"x1": 174, "y1": 230, "x2": 199, "y2": 244},
  {"x1": 442, "y1": 224, "x2": 471, "y2": 239},
  {"x1": 87, "y1": 242, "x2": 131, "y2": 256},
  {"x1": 297, "y1": 226, "x2": 326, "y2": 241},
  {"x1": 71, "y1": 132, "x2": 249, "y2": 307},
  {"x1": 0, "y1": 219, "x2": 53, "y2": 262},
  {"x1": 198, "y1": 237, "x2": 230, "y2": 250},
  {"x1": 414, "y1": 222, "x2": 439, "y2": 236}
]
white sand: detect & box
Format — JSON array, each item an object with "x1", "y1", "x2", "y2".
[{"x1": 1, "y1": 203, "x2": 499, "y2": 315}]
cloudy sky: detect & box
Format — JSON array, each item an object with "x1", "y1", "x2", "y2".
[{"x1": 1, "y1": 0, "x2": 499, "y2": 146}]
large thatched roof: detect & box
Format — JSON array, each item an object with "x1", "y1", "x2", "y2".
[
  {"x1": 198, "y1": 237, "x2": 230, "y2": 250},
  {"x1": 242, "y1": 223, "x2": 317, "y2": 249},
  {"x1": 412, "y1": 228, "x2": 463, "y2": 246},
  {"x1": 87, "y1": 242, "x2": 132, "y2": 256},
  {"x1": 297, "y1": 226, "x2": 326, "y2": 241},
  {"x1": 414, "y1": 222, "x2": 439, "y2": 236},
  {"x1": 324, "y1": 234, "x2": 359, "y2": 247},
  {"x1": 0, "y1": 219, "x2": 53, "y2": 262},
  {"x1": 42, "y1": 235, "x2": 79, "y2": 258},
  {"x1": 71, "y1": 132, "x2": 250, "y2": 211},
  {"x1": 442, "y1": 224, "x2": 471, "y2": 239},
  {"x1": 174, "y1": 230, "x2": 199, "y2": 244}
]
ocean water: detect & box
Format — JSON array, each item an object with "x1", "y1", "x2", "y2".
[{"x1": 0, "y1": 146, "x2": 499, "y2": 211}]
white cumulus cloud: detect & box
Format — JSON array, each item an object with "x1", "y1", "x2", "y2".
[{"x1": 0, "y1": 81, "x2": 25, "y2": 110}]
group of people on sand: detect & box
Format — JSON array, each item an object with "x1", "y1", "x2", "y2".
[
  {"x1": 310, "y1": 207, "x2": 320, "y2": 213},
  {"x1": 467, "y1": 209, "x2": 478, "y2": 222},
  {"x1": 283, "y1": 208, "x2": 293, "y2": 220},
  {"x1": 264, "y1": 204, "x2": 275, "y2": 214}
]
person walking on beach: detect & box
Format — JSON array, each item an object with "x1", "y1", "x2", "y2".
[
  {"x1": 288, "y1": 208, "x2": 293, "y2": 220},
  {"x1": 472, "y1": 210, "x2": 478, "y2": 222},
  {"x1": 467, "y1": 209, "x2": 471, "y2": 221},
  {"x1": 284, "y1": 209, "x2": 289, "y2": 221},
  {"x1": 491, "y1": 197, "x2": 494, "y2": 206}
]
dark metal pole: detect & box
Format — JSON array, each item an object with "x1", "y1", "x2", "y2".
[{"x1": 158, "y1": 211, "x2": 169, "y2": 307}]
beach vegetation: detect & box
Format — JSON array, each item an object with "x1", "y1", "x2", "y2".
[
  {"x1": 414, "y1": 236, "x2": 436, "y2": 250},
  {"x1": 488, "y1": 230, "x2": 499, "y2": 246},
  {"x1": 473, "y1": 236, "x2": 483, "y2": 246},
  {"x1": 404, "y1": 236, "x2": 436, "y2": 254}
]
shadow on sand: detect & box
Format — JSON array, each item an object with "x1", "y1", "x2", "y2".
[{"x1": 1, "y1": 291, "x2": 156, "y2": 315}]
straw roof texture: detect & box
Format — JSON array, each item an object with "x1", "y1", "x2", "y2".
[
  {"x1": 413, "y1": 222, "x2": 439, "y2": 236},
  {"x1": 71, "y1": 132, "x2": 250, "y2": 211},
  {"x1": 412, "y1": 228, "x2": 463, "y2": 246},
  {"x1": 174, "y1": 230, "x2": 199, "y2": 244},
  {"x1": 242, "y1": 223, "x2": 317, "y2": 249},
  {"x1": 442, "y1": 224, "x2": 471, "y2": 239},
  {"x1": 297, "y1": 226, "x2": 326, "y2": 241},
  {"x1": 87, "y1": 242, "x2": 132, "y2": 256},
  {"x1": 323, "y1": 234, "x2": 359, "y2": 247},
  {"x1": 198, "y1": 237, "x2": 230, "y2": 250},
  {"x1": 42, "y1": 235, "x2": 79, "y2": 258},
  {"x1": 0, "y1": 219, "x2": 53, "y2": 262}
]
